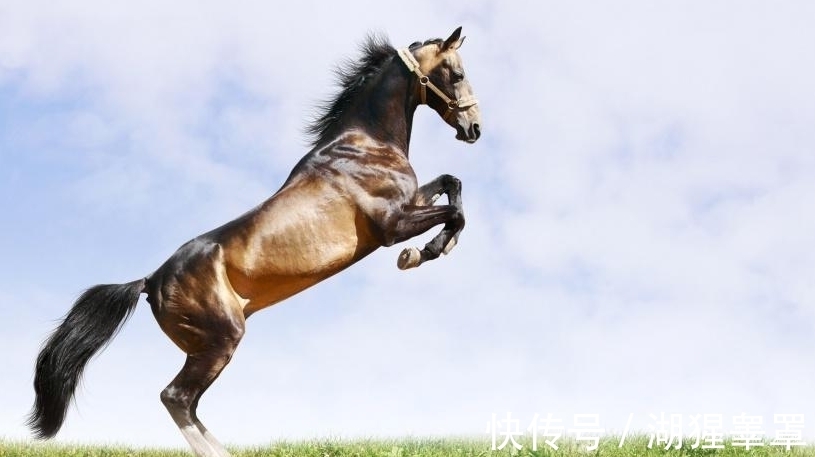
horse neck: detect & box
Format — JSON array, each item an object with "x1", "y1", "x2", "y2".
[{"x1": 350, "y1": 60, "x2": 419, "y2": 155}]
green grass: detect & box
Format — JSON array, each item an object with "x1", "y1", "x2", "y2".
[{"x1": 2, "y1": 436, "x2": 815, "y2": 456}]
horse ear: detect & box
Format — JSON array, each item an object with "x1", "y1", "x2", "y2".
[{"x1": 442, "y1": 26, "x2": 464, "y2": 51}]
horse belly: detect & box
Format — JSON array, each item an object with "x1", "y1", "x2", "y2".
[{"x1": 222, "y1": 194, "x2": 378, "y2": 314}]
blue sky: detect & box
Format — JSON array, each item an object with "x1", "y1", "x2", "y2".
[{"x1": 2, "y1": 0, "x2": 815, "y2": 449}]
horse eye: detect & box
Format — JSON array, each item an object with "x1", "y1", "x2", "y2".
[{"x1": 452, "y1": 70, "x2": 465, "y2": 83}]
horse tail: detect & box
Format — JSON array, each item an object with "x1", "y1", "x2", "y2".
[{"x1": 28, "y1": 279, "x2": 145, "y2": 439}]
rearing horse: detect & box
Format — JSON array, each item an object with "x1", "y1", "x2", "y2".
[{"x1": 29, "y1": 27, "x2": 480, "y2": 457}]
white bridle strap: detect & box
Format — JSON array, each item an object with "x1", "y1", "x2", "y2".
[{"x1": 397, "y1": 48, "x2": 478, "y2": 121}]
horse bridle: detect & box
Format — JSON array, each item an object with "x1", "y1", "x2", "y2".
[{"x1": 398, "y1": 48, "x2": 478, "y2": 122}]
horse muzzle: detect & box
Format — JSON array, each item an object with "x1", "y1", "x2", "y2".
[{"x1": 456, "y1": 121, "x2": 481, "y2": 143}]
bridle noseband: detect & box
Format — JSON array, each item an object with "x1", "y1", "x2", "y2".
[{"x1": 398, "y1": 48, "x2": 478, "y2": 122}]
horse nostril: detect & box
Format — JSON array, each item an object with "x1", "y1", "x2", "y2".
[{"x1": 472, "y1": 123, "x2": 481, "y2": 140}]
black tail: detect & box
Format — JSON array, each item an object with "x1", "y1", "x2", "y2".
[{"x1": 28, "y1": 279, "x2": 144, "y2": 439}]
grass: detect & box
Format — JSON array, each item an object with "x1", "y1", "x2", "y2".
[{"x1": 2, "y1": 436, "x2": 815, "y2": 456}]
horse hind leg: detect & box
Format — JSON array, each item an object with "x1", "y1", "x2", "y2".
[
  {"x1": 147, "y1": 241, "x2": 246, "y2": 456},
  {"x1": 161, "y1": 335, "x2": 242, "y2": 457},
  {"x1": 156, "y1": 292, "x2": 244, "y2": 457}
]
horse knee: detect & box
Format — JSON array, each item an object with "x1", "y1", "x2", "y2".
[{"x1": 441, "y1": 174, "x2": 461, "y2": 192}]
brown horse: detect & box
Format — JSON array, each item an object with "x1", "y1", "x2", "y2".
[{"x1": 29, "y1": 27, "x2": 480, "y2": 457}]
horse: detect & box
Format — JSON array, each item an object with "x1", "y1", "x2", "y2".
[{"x1": 28, "y1": 27, "x2": 481, "y2": 457}]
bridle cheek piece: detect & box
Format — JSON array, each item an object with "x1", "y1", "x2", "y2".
[{"x1": 398, "y1": 48, "x2": 478, "y2": 122}]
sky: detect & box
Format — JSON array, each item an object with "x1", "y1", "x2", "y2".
[{"x1": 2, "y1": 0, "x2": 815, "y2": 450}]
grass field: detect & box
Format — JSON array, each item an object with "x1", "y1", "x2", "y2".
[{"x1": 2, "y1": 436, "x2": 815, "y2": 457}]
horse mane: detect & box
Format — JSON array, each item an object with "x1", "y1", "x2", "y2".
[
  {"x1": 306, "y1": 35, "x2": 443, "y2": 146},
  {"x1": 306, "y1": 34, "x2": 395, "y2": 146}
]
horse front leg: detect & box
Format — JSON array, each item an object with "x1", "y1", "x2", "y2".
[
  {"x1": 418, "y1": 174, "x2": 464, "y2": 255},
  {"x1": 393, "y1": 174, "x2": 465, "y2": 270}
]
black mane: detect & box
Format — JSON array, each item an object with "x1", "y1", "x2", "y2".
[
  {"x1": 306, "y1": 36, "x2": 444, "y2": 146},
  {"x1": 306, "y1": 34, "x2": 397, "y2": 146}
]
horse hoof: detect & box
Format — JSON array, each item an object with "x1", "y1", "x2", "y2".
[
  {"x1": 397, "y1": 247, "x2": 422, "y2": 270},
  {"x1": 442, "y1": 236, "x2": 458, "y2": 255}
]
